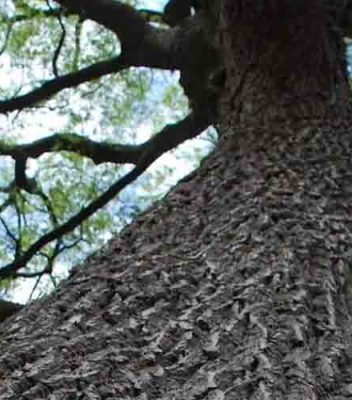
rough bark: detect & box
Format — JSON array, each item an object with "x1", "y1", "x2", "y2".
[
  {"x1": 1, "y1": 1, "x2": 352, "y2": 399},
  {"x1": 215, "y1": 0, "x2": 351, "y2": 125}
]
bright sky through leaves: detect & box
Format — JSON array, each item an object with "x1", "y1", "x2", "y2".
[{"x1": 0, "y1": 0, "x2": 215, "y2": 303}]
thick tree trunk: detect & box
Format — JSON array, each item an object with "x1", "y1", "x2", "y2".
[{"x1": 1, "y1": 1, "x2": 352, "y2": 399}]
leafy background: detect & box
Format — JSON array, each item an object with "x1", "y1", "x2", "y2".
[{"x1": 0, "y1": 0, "x2": 216, "y2": 302}]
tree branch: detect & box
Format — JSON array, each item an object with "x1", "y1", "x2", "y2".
[
  {"x1": 0, "y1": 133, "x2": 145, "y2": 165},
  {"x1": 53, "y1": 0, "x2": 180, "y2": 69},
  {"x1": 0, "y1": 112, "x2": 212, "y2": 279},
  {"x1": 0, "y1": 56, "x2": 127, "y2": 114},
  {"x1": 54, "y1": 0, "x2": 151, "y2": 47}
]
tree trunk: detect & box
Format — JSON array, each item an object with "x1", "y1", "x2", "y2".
[{"x1": 1, "y1": 1, "x2": 352, "y2": 399}]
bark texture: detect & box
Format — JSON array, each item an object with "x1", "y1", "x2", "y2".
[
  {"x1": 215, "y1": 0, "x2": 350, "y2": 126},
  {"x1": 1, "y1": 1, "x2": 352, "y2": 399},
  {"x1": 1, "y1": 120, "x2": 352, "y2": 399}
]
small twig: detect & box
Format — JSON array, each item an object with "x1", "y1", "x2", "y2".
[
  {"x1": 0, "y1": 216, "x2": 17, "y2": 246},
  {"x1": 28, "y1": 274, "x2": 42, "y2": 302},
  {"x1": 13, "y1": 201, "x2": 22, "y2": 258},
  {"x1": 2, "y1": 7, "x2": 74, "y2": 24},
  {"x1": 14, "y1": 157, "x2": 29, "y2": 190},
  {"x1": 0, "y1": 21, "x2": 13, "y2": 56},
  {"x1": 46, "y1": 0, "x2": 66, "y2": 77},
  {"x1": 72, "y1": 18, "x2": 82, "y2": 70},
  {"x1": 0, "y1": 199, "x2": 12, "y2": 214}
]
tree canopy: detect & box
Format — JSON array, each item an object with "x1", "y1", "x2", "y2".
[{"x1": 0, "y1": 0, "x2": 217, "y2": 300}]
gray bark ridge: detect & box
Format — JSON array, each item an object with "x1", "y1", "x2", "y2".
[{"x1": 1, "y1": 120, "x2": 352, "y2": 399}]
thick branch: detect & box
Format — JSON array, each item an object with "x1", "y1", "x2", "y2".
[
  {"x1": 53, "y1": 0, "x2": 180, "y2": 69},
  {"x1": 54, "y1": 0, "x2": 150, "y2": 47},
  {"x1": 0, "y1": 56, "x2": 126, "y2": 114},
  {"x1": 163, "y1": 0, "x2": 192, "y2": 27},
  {"x1": 0, "y1": 112, "x2": 212, "y2": 279},
  {"x1": 0, "y1": 133, "x2": 144, "y2": 165}
]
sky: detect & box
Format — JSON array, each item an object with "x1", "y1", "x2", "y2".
[{"x1": 140, "y1": 0, "x2": 166, "y2": 9}]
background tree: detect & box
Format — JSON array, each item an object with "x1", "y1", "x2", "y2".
[
  {"x1": 0, "y1": 0, "x2": 215, "y2": 300},
  {"x1": 1, "y1": 0, "x2": 352, "y2": 398}
]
